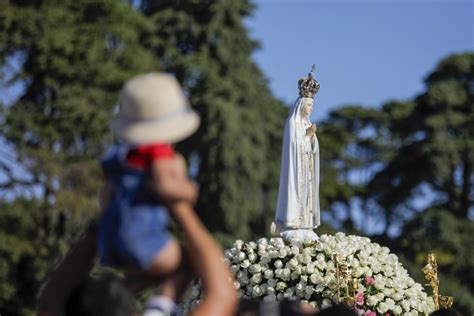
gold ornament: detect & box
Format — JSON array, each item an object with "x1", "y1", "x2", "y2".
[
  {"x1": 298, "y1": 65, "x2": 320, "y2": 98},
  {"x1": 422, "y1": 253, "x2": 454, "y2": 310},
  {"x1": 332, "y1": 253, "x2": 358, "y2": 308}
]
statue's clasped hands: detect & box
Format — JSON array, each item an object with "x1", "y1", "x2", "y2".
[{"x1": 306, "y1": 123, "x2": 317, "y2": 137}]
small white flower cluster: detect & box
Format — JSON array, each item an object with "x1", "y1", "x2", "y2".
[{"x1": 183, "y1": 233, "x2": 435, "y2": 315}]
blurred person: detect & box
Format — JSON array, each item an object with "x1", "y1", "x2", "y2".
[
  {"x1": 430, "y1": 309, "x2": 464, "y2": 316},
  {"x1": 316, "y1": 304, "x2": 356, "y2": 316},
  {"x1": 64, "y1": 275, "x2": 136, "y2": 316},
  {"x1": 96, "y1": 73, "x2": 200, "y2": 315},
  {"x1": 38, "y1": 72, "x2": 237, "y2": 316},
  {"x1": 237, "y1": 299, "x2": 318, "y2": 316}
]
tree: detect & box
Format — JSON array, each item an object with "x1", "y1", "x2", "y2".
[
  {"x1": 369, "y1": 53, "x2": 474, "y2": 219},
  {"x1": 141, "y1": 0, "x2": 287, "y2": 245},
  {"x1": 319, "y1": 53, "x2": 474, "y2": 314},
  {"x1": 0, "y1": 1, "x2": 155, "y2": 314}
]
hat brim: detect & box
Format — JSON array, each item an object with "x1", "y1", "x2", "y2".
[{"x1": 111, "y1": 110, "x2": 200, "y2": 145}]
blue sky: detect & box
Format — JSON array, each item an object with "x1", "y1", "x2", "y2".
[
  {"x1": 246, "y1": 0, "x2": 473, "y2": 121},
  {"x1": 245, "y1": 0, "x2": 473, "y2": 233}
]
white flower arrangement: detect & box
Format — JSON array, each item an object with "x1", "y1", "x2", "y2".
[{"x1": 184, "y1": 233, "x2": 436, "y2": 316}]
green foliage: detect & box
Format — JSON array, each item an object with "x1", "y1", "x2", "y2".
[
  {"x1": 368, "y1": 53, "x2": 474, "y2": 218},
  {"x1": 141, "y1": 0, "x2": 287, "y2": 245},
  {"x1": 319, "y1": 53, "x2": 474, "y2": 313},
  {"x1": 0, "y1": 199, "x2": 69, "y2": 315},
  {"x1": 0, "y1": 0, "x2": 156, "y2": 314},
  {"x1": 0, "y1": 0, "x2": 472, "y2": 314}
]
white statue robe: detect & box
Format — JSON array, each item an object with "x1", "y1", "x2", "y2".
[{"x1": 274, "y1": 97, "x2": 320, "y2": 240}]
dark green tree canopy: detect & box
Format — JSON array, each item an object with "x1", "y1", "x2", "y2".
[{"x1": 0, "y1": 0, "x2": 473, "y2": 314}]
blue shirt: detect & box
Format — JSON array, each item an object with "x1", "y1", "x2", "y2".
[{"x1": 97, "y1": 145, "x2": 170, "y2": 268}]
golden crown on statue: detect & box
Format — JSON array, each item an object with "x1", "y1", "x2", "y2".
[{"x1": 298, "y1": 64, "x2": 320, "y2": 98}]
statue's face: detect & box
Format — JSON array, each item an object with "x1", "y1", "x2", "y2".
[{"x1": 302, "y1": 99, "x2": 314, "y2": 117}]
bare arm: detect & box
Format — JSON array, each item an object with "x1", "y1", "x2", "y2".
[
  {"x1": 147, "y1": 157, "x2": 198, "y2": 205},
  {"x1": 37, "y1": 180, "x2": 111, "y2": 316},
  {"x1": 169, "y1": 202, "x2": 238, "y2": 316},
  {"x1": 151, "y1": 155, "x2": 237, "y2": 315},
  {"x1": 37, "y1": 229, "x2": 97, "y2": 316}
]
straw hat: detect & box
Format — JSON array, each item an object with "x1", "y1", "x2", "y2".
[{"x1": 111, "y1": 72, "x2": 200, "y2": 145}]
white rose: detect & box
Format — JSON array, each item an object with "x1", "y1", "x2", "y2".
[
  {"x1": 371, "y1": 262, "x2": 382, "y2": 274},
  {"x1": 276, "y1": 281, "x2": 287, "y2": 290},
  {"x1": 281, "y1": 268, "x2": 291, "y2": 280},
  {"x1": 251, "y1": 273, "x2": 262, "y2": 284},
  {"x1": 385, "y1": 298, "x2": 395, "y2": 310},
  {"x1": 278, "y1": 248, "x2": 288, "y2": 258},
  {"x1": 268, "y1": 250, "x2": 278, "y2": 259},
  {"x1": 295, "y1": 254, "x2": 304, "y2": 264},
  {"x1": 383, "y1": 288, "x2": 393, "y2": 297},
  {"x1": 303, "y1": 255, "x2": 312, "y2": 264},
  {"x1": 303, "y1": 247, "x2": 313, "y2": 256},
  {"x1": 274, "y1": 260, "x2": 283, "y2": 269},
  {"x1": 291, "y1": 245, "x2": 300, "y2": 255},
  {"x1": 293, "y1": 266, "x2": 302, "y2": 275},
  {"x1": 306, "y1": 263, "x2": 315, "y2": 274},
  {"x1": 235, "y1": 240, "x2": 244, "y2": 250},
  {"x1": 257, "y1": 238, "x2": 268, "y2": 246},
  {"x1": 401, "y1": 299, "x2": 411, "y2": 311},
  {"x1": 249, "y1": 264, "x2": 262, "y2": 274},
  {"x1": 264, "y1": 269, "x2": 274, "y2": 279},
  {"x1": 392, "y1": 305, "x2": 402, "y2": 315},
  {"x1": 315, "y1": 260, "x2": 327, "y2": 270},
  {"x1": 326, "y1": 261, "x2": 335, "y2": 271},
  {"x1": 236, "y1": 252, "x2": 246, "y2": 262},
  {"x1": 231, "y1": 264, "x2": 239, "y2": 273},
  {"x1": 270, "y1": 238, "x2": 285, "y2": 249},
  {"x1": 266, "y1": 286, "x2": 275, "y2": 294},
  {"x1": 315, "y1": 284, "x2": 325, "y2": 293},
  {"x1": 267, "y1": 278, "x2": 277, "y2": 287},
  {"x1": 240, "y1": 274, "x2": 249, "y2": 284},
  {"x1": 374, "y1": 279, "x2": 385, "y2": 290},
  {"x1": 248, "y1": 253, "x2": 257, "y2": 262},
  {"x1": 367, "y1": 295, "x2": 379, "y2": 306},
  {"x1": 321, "y1": 299, "x2": 332, "y2": 309},
  {"x1": 275, "y1": 268, "x2": 283, "y2": 278},
  {"x1": 350, "y1": 258, "x2": 360, "y2": 268},
  {"x1": 260, "y1": 255, "x2": 271, "y2": 265},
  {"x1": 248, "y1": 241, "x2": 257, "y2": 249},
  {"x1": 295, "y1": 282, "x2": 304, "y2": 292},
  {"x1": 252, "y1": 285, "x2": 262, "y2": 297},
  {"x1": 377, "y1": 302, "x2": 388, "y2": 313},
  {"x1": 283, "y1": 288, "x2": 294, "y2": 299},
  {"x1": 241, "y1": 259, "x2": 250, "y2": 269},
  {"x1": 392, "y1": 292, "x2": 403, "y2": 301},
  {"x1": 288, "y1": 258, "x2": 298, "y2": 268},
  {"x1": 309, "y1": 273, "x2": 321, "y2": 284}
]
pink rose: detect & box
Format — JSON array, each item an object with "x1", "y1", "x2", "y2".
[
  {"x1": 356, "y1": 292, "x2": 365, "y2": 306},
  {"x1": 364, "y1": 311, "x2": 376, "y2": 316},
  {"x1": 364, "y1": 275, "x2": 375, "y2": 286}
]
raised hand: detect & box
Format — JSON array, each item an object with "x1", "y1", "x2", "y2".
[
  {"x1": 148, "y1": 154, "x2": 198, "y2": 206},
  {"x1": 306, "y1": 123, "x2": 317, "y2": 136}
]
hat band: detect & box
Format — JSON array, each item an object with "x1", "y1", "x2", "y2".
[{"x1": 117, "y1": 107, "x2": 194, "y2": 124}]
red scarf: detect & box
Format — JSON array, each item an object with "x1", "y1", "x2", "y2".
[{"x1": 126, "y1": 144, "x2": 175, "y2": 169}]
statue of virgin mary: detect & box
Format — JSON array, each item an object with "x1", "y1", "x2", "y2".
[{"x1": 273, "y1": 68, "x2": 321, "y2": 243}]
